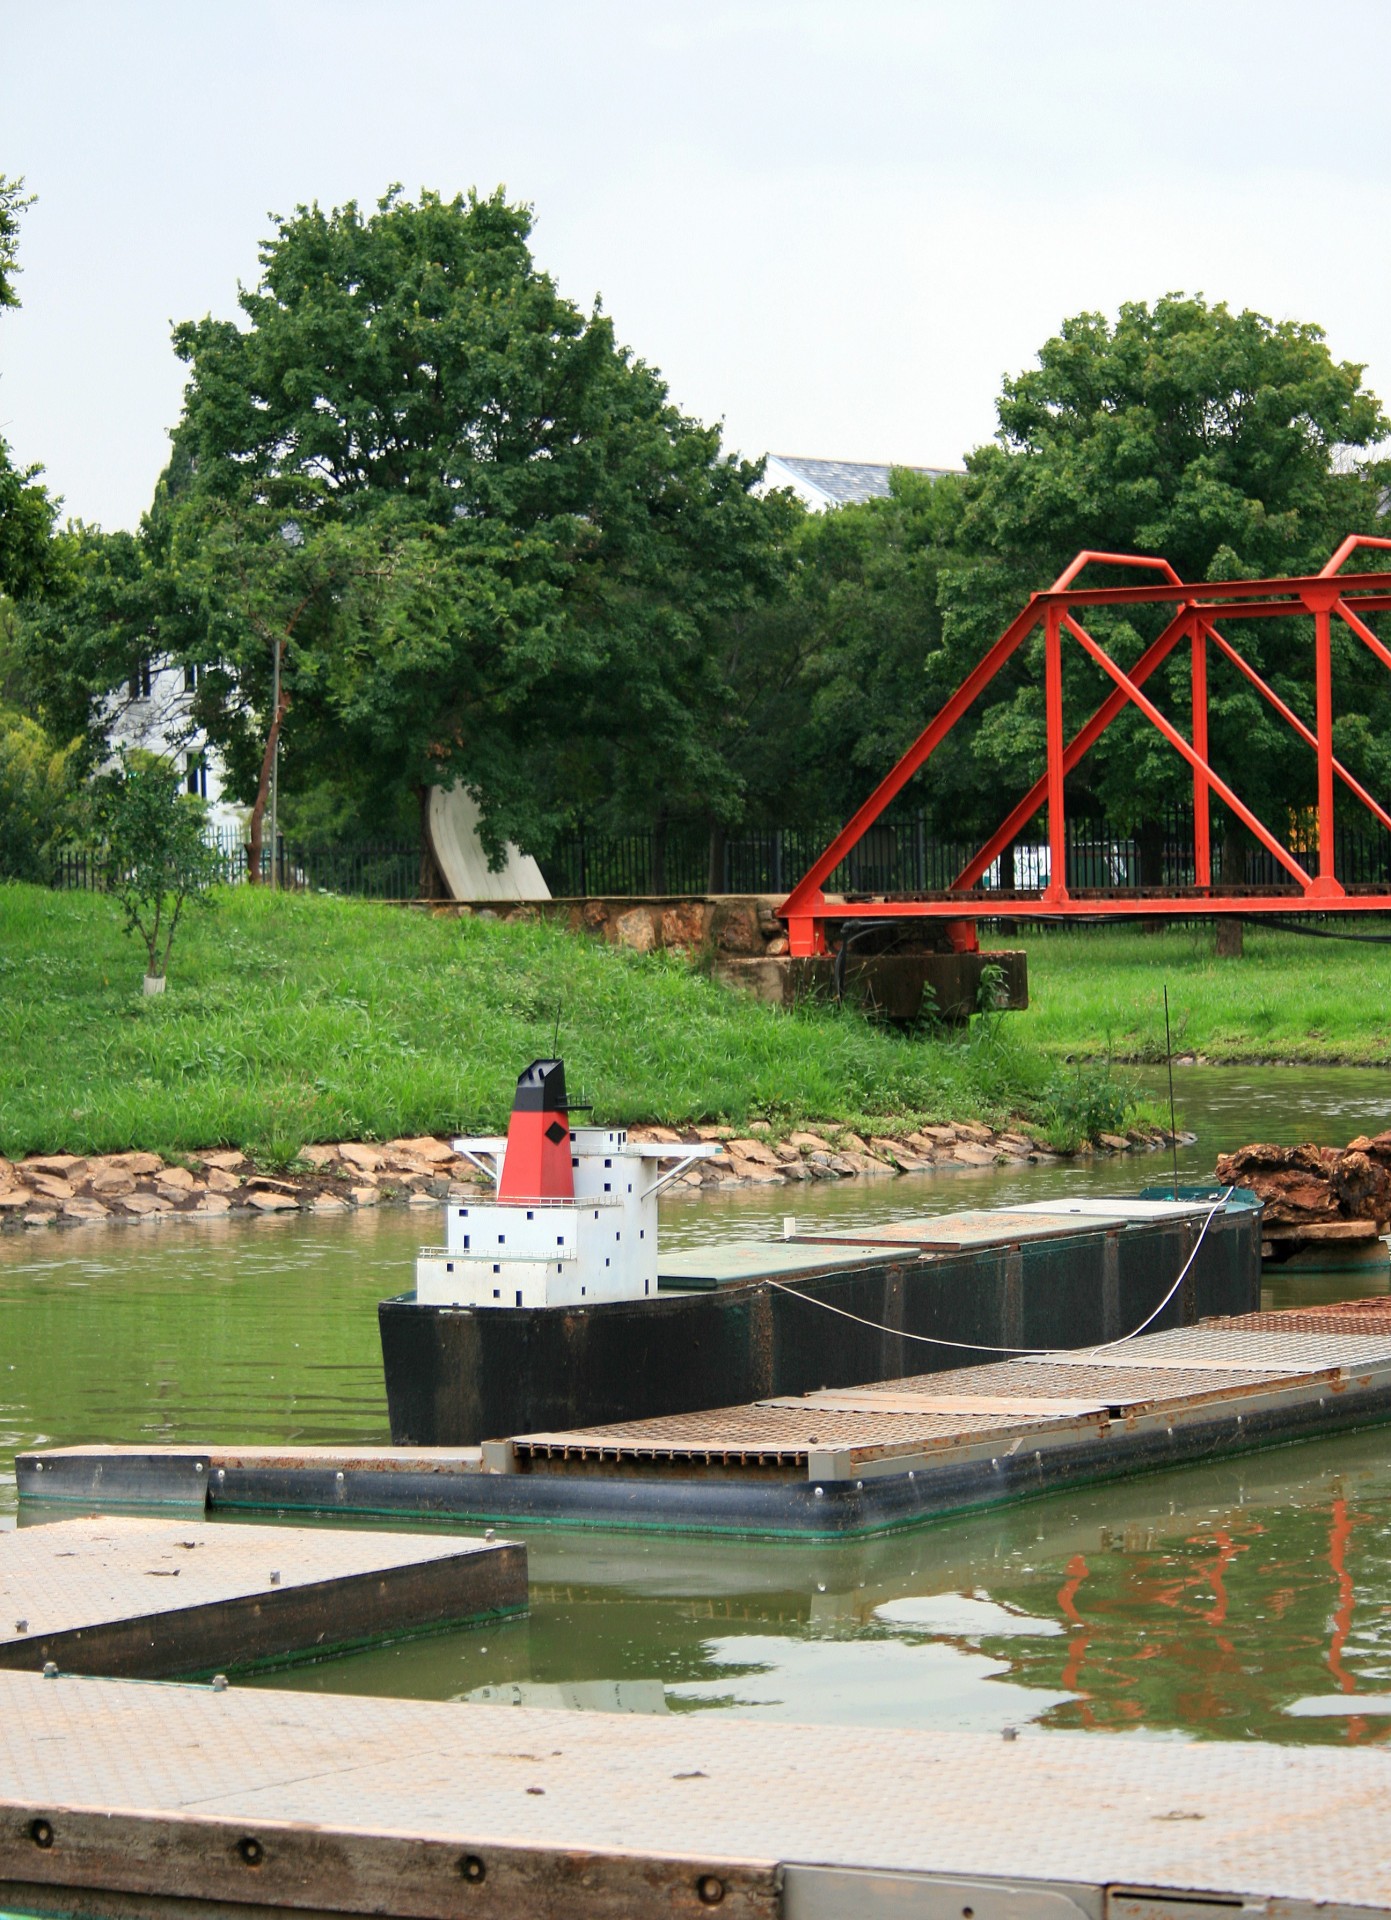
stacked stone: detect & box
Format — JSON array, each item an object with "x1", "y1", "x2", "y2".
[
  {"x1": 627, "y1": 1119, "x2": 1165, "y2": 1189},
  {"x1": 0, "y1": 1137, "x2": 489, "y2": 1232},
  {"x1": 0, "y1": 1116, "x2": 1176, "y2": 1232},
  {"x1": 1216, "y1": 1134, "x2": 1391, "y2": 1231}
]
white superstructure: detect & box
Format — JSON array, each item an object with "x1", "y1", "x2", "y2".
[{"x1": 415, "y1": 1127, "x2": 716, "y2": 1310}]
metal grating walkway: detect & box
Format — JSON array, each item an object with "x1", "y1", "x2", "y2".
[{"x1": 509, "y1": 1303, "x2": 1391, "y2": 1472}]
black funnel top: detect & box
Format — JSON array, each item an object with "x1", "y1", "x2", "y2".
[{"x1": 511, "y1": 1058, "x2": 568, "y2": 1113}]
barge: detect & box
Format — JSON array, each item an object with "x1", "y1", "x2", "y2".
[
  {"x1": 378, "y1": 1058, "x2": 1261, "y2": 1447},
  {"x1": 24, "y1": 1300, "x2": 1391, "y2": 1540}
]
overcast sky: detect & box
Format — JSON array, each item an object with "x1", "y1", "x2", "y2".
[{"x1": 3, "y1": 0, "x2": 1389, "y2": 531}]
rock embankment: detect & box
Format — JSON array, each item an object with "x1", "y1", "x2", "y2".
[
  {"x1": 0, "y1": 1119, "x2": 1180, "y2": 1233},
  {"x1": 0, "y1": 1138, "x2": 470, "y2": 1232}
]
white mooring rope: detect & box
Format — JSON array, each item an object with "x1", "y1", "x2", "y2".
[{"x1": 763, "y1": 1188, "x2": 1235, "y2": 1361}]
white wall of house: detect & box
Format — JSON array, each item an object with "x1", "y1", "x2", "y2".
[{"x1": 102, "y1": 659, "x2": 244, "y2": 835}]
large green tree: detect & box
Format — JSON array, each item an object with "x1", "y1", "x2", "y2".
[
  {"x1": 0, "y1": 176, "x2": 60, "y2": 603},
  {"x1": 164, "y1": 186, "x2": 792, "y2": 873},
  {"x1": 937, "y1": 295, "x2": 1391, "y2": 869},
  {"x1": 782, "y1": 298, "x2": 1391, "y2": 880}
]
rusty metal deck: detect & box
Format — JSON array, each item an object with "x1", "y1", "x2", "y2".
[
  {"x1": 0, "y1": 1517, "x2": 524, "y2": 1677},
  {"x1": 4, "y1": 1668, "x2": 1391, "y2": 1918}
]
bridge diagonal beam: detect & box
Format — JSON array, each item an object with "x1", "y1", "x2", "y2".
[
  {"x1": 951, "y1": 607, "x2": 1194, "y2": 892},
  {"x1": 1203, "y1": 621, "x2": 1391, "y2": 835},
  {"x1": 1061, "y1": 613, "x2": 1314, "y2": 890},
  {"x1": 779, "y1": 599, "x2": 1045, "y2": 945},
  {"x1": 1335, "y1": 597, "x2": 1391, "y2": 676}
]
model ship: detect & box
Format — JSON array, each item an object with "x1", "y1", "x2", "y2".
[{"x1": 378, "y1": 1056, "x2": 1261, "y2": 1449}]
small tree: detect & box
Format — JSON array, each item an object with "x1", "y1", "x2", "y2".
[{"x1": 93, "y1": 752, "x2": 221, "y2": 990}]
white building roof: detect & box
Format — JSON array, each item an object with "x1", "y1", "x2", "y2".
[{"x1": 764, "y1": 454, "x2": 961, "y2": 512}]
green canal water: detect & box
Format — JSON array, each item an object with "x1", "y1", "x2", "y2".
[{"x1": 5, "y1": 1064, "x2": 1391, "y2": 1746}]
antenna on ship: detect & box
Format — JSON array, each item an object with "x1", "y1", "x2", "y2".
[
  {"x1": 1163, "y1": 984, "x2": 1180, "y2": 1201},
  {"x1": 552, "y1": 1003, "x2": 562, "y2": 1060}
]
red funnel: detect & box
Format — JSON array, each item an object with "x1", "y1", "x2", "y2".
[{"x1": 496, "y1": 1059, "x2": 574, "y2": 1202}]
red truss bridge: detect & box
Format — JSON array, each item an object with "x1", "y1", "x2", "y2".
[{"x1": 778, "y1": 535, "x2": 1391, "y2": 957}]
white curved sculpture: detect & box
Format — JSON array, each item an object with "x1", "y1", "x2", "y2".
[{"x1": 426, "y1": 783, "x2": 551, "y2": 903}]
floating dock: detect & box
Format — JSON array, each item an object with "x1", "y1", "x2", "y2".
[
  {"x1": 381, "y1": 1191, "x2": 1261, "y2": 1444},
  {"x1": 22, "y1": 1298, "x2": 1391, "y2": 1540},
  {"x1": 0, "y1": 1516, "x2": 525, "y2": 1677},
  {"x1": 4, "y1": 1668, "x2": 1391, "y2": 1918}
]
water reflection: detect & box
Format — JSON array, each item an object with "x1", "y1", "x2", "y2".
[{"x1": 260, "y1": 1422, "x2": 1391, "y2": 1746}]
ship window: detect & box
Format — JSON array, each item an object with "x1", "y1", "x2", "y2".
[
  {"x1": 581, "y1": 1286, "x2": 586, "y2": 1296},
  {"x1": 463, "y1": 1235, "x2": 470, "y2": 1249},
  {"x1": 446, "y1": 1262, "x2": 454, "y2": 1273},
  {"x1": 526, "y1": 1210, "x2": 534, "y2": 1220},
  {"x1": 556, "y1": 1235, "x2": 564, "y2": 1246},
  {"x1": 639, "y1": 1229, "x2": 645, "y2": 1240},
  {"x1": 604, "y1": 1158, "x2": 612, "y2": 1169},
  {"x1": 493, "y1": 1288, "x2": 500, "y2": 1299},
  {"x1": 515, "y1": 1290, "x2": 522, "y2": 1307},
  {"x1": 605, "y1": 1257, "x2": 610, "y2": 1268},
  {"x1": 498, "y1": 1234, "x2": 505, "y2": 1244},
  {"x1": 627, "y1": 1183, "x2": 632, "y2": 1194},
  {"x1": 493, "y1": 1264, "x2": 500, "y2": 1273},
  {"x1": 593, "y1": 1210, "x2": 599, "y2": 1220},
  {"x1": 645, "y1": 1279, "x2": 649, "y2": 1294},
  {"x1": 572, "y1": 1156, "x2": 578, "y2": 1168},
  {"x1": 603, "y1": 1182, "x2": 611, "y2": 1192},
  {"x1": 615, "y1": 1230, "x2": 621, "y2": 1241}
]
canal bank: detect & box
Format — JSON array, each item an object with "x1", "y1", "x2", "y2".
[{"x1": 6, "y1": 1066, "x2": 1391, "y2": 1749}]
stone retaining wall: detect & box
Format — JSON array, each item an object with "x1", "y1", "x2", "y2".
[
  {"x1": 437, "y1": 894, "x2": 791, "y2": 956},
  {"x1": 0, "y1": 1119, "x2": 1184, "y2": 1234}
]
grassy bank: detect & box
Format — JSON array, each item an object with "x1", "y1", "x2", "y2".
[
  {"x1": 1019, "y1": 923, "x2": 1391, "y2": 1065},
  {"x1": 0, "y1": 884, "x2": 1133, "y2": 1163}
]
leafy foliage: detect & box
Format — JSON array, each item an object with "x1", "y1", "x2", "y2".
[
  {"x1": 0, "y1": 706, "x2": 77, "y2": 880},
  {"x1": 0, "y1": 176, "x2": 60, "y2": 603},
  {"x1": 940, "y1": 295, "x2": 1391, "y2": 841},
  {"x1": 163, "y1": 187, "x2": 795, "y2": 862}
]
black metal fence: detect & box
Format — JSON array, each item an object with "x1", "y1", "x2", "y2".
[
  {"x1": 51, "y1": 835, "x2": 420, "y2": 900},
  {"x1": 49, "y1": 808, "x2": 1391, "y2": 901}
]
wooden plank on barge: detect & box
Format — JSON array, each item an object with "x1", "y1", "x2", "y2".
[
  {"x1": 0, "y1": 1517, "x2": 524, "y2": 1678},
  {"x1": 3, "y1": 1670, "x2": 1391, "y2": 1918}
]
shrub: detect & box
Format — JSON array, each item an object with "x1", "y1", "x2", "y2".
[{"x1": 0, "y1": 706, "x2": 75, "y2": 881}]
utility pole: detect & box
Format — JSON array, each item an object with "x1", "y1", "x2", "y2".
[{"x1": 269, "y1": 637, "x2": 281, "y2": 888}]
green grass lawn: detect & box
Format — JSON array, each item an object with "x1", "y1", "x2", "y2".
[
  {"x1": 0, "y1": 884, "x2": 1106, "y2": 1163},
  {"x1": 1018, "y1": 922, "x2": 1391, "y2": 1064}
]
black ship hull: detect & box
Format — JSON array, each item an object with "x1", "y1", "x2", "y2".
[{"x1": 380, "y1": 1198, "x2": 1262, "y2": 1446}]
